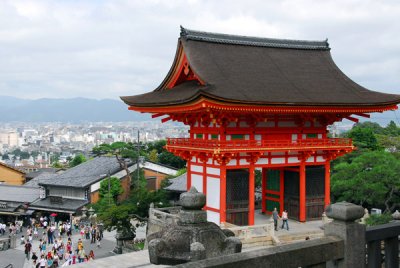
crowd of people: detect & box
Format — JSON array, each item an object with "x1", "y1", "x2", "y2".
[{"x1": 18, "y1": 216, "x2": 103, "y2": 267}]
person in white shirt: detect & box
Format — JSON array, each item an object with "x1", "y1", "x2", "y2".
[{"x1": 281, "y1": 210, "x2": 289, "y2": 230}]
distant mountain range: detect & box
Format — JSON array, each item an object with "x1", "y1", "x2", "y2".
[
  {"x1": 0, "y1": 95, "x2": 398, "y2": 125},
  {"x1": 0, "y1": 96, "x2": 151, "y2": 122}
]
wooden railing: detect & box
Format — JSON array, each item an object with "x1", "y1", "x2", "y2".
[{"x1": 167, "y1": 138, "x2": 353, "y2": 152}]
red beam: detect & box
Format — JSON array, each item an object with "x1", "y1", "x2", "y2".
[
  {"x1": 152, "y1": 113, "x2": 165, "y2": 118},
  {"x1": 354, "y1": 113, "x2": 370, "y2": 118},
  {"x1": 161, "y1": 116, "x2": 172, "y2": 123},
  {"x1": 345, "y1": 116, "x2": 359, "y2": 123}
]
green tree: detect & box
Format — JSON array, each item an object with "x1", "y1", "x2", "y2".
[
  {"x1": 69, "y1": 154, "x2": 87, "y2": 167},
  {"x1": 148, "y1": 149, "x2": 158, "y2": 162},
  {"x1": 51, "y1": 161, "x2": 64, "y2": 168},
  {"x1": 383, "y1": 121, "x2": 400, "y2": 136},
  {"x1": 99, "y1": 177, "x2": 124, "y2": 201},
  {"x1": 331, "y1": 151, "x2": 400, "y2": 212},
  {"x1": 146, "y1": 140, "x2": 186, "y2": 169},
  {"x1": 92, "y1": 142, "x2": 138, "y2": 185},
  {"x1": 347, "y1": 126, "x2": 380, "y2": 150}
]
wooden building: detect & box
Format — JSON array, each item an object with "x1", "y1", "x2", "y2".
[
  {"x1": 121, "y1": 27, "x2": 400, "y2": 225},
  {"x1": 0, "y1": 162, "x2": 25, "y2": 185}
]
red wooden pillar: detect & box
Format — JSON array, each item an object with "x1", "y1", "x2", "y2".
[
  {"x1": 299, "y1": 162, "x2": 306, "y2": 222},
  {"x1": 249, "y1": 164, "x2": 255, "y2": 225},
  {"x1": 324, "y1": 161, "x2": 331, "y2": 207},
  {"x1": 279, "y1": 168, "x2": 284, "y2": 214},
  {"x1": 187, "y1": 161, "x2": 192, "y2": 190},
  {"x1": 220, "y1": 165, "x2": 227, "y2": 223},
  {"x1": 261, "y1": 168, "x2": 266, "y2": 213}
]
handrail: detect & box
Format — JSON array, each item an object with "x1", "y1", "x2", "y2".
[
  {"x1": 3, "y1": 264, "x2": 13, "y2": 268},
  {"x1": 167, "y1": 138, "x2": 353, "y2": 152},
  {"x1": 365, "y1": 222, "x2": 400, "y2": 268}
]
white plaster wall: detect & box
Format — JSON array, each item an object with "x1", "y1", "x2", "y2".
[
  {"x1": 191, "y1": 174, "x2": 203, "y2": 192},
  {"x1": 207, "y1": 211, "x2": 220, "y2": 225},
  {"x1": 255, "y1": 134, "x2": 261, "y2": 140},
  {"x1": 271, "y1": 157, "x2": 285, "y2": 164},
  {"x1": 206, "y1": 178, "x2": 220, "y2": 209},
  {"x1": 307, "y1": 156, "x2": 315, "y2": 163},
  {"x1": 288, "y1": 157, "x2": 300, "y2": 164},
  {"x1": 271, "y1": 152, "x2": 284, "y2": 156},
  {"x1": 292, "y1": 134, "x2": 298, "y2": 140},
  {"x1": 239, "y1": 159, "x2": 247, "y2": 165},
  {"x1": 256, "y1": 158, "x2": 268, "y2": 165},
  {"x1": 245, "y1": 134, "x2": 250, "y2": 140},
  {"x1": 227, "y1": 160, "x2": 236, "y2": 166},
  {"x1": 318, "y1": 134, "x2": 322, "y2": 139},
  {"x1": 316, "y1": 156, "x2": 325, "y2": 162},
  {"x1": 207, "y1": 167, "x2": 220, "y2": 176},
  {"x1": 191, "y1": 164, "x2": 203, "y2": 173},
  {"x1": 91, "y1": 181, "x2": 101, "y2": 192}
]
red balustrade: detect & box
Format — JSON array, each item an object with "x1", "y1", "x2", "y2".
[{"x1": 166, "y1": 138, "x2": 353, "y2": 152}]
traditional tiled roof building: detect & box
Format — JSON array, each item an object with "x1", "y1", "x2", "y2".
[{"x1": 122, "y1": 27, "x2": 400, "y2": 225}]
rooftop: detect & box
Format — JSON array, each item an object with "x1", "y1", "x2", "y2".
[
  {"x1": 39, "y1": 156, "x2": 133, "y2": 188},
  {"x1": 0, "y1": 184, "x2": 40, "y2": 203},
  {"x1": 121, "y1": 27, "x2": 400, "y2": 111}
]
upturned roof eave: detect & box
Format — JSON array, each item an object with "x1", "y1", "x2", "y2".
[{"x1": 126, "y1": 91, "x2": 400, "y2": 111}]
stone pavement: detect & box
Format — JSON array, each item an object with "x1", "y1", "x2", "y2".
[{"x1": 0, "y1": 225, "x2": 147, "y2": 268}]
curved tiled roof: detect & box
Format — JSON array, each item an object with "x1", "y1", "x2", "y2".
[{"x1": 121, "y1": 27, "x2": 400, "y2": 108}]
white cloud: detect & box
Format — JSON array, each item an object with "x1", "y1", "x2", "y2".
[{"x1": 0, "y1": 0, "x2": 399, "y2": 99}]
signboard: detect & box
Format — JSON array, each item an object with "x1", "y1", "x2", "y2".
[
  {"x1": 49, "y1": 196, "x2": 63, "y2": 204},
  {"x1": 0, "y1": 202, "x2": 7, "y2": 209},
  {"x1": 39, "y1": 187, "x2": 46, "y2": 199}
]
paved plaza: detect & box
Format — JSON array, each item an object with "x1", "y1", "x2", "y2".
[
  {"x1": 0, "y1": 225, "x2": 146, "y2": 268},
  {"x1": 0, "y1": 211, "x2": 323, "y2": 268}
]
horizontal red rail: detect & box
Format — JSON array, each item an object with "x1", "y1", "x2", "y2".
[{"x1": 166, "y1": 138, "x2": 353, "y2": 152}]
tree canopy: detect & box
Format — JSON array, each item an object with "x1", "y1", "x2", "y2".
[
  {"x1": 69, "y1": 154, "x2": 87, "y2": 167},
  {"x1": 99, "y1": 176, "x2": 124, "y2": 201},
  {"x1": 331, "y1": 150, "x2": 400, "y2": 212}
]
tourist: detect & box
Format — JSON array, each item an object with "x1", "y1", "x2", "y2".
[
  {"x1": 281, "y1": 209, "x2": 289, "y2": 230},
  {"x1": 85, "y1": 226, "x2": 90, "y2": 240},
  {"x1": 80, "y1": 226, "x2": 85, "y2": 239},
  {"x1": 96, "y1": 234, "x2": 101, "y2": 248},
  {"x1": 33, "y1": 225, "x2": 39, "y2": 239},
  {"x1": 39, "y1": 255, "x2": 46, "y2": 268},
  {"x1": 25, "y1": 240, "x2": 32, "y2": 260},
  {"x1": 78, "y1": 248, "x2": 86, "y2": 263},
  {"x1": 31, "y1": 251, "x2": 38, "y2": 266},
  {"x1": 20, "y1": 235, "x2": 25, "y2": 245},
  {"x1": 90, "y1": 226, "x2": 96, "y2": 244},
  {"x1": 89, "y1": 250, "x2": 95, "y2": 260},
  {"x1": 0, "y1": 222, "x2": 5, "y2": 235},
  {"x1": 47, "y1": 255, "x2": 54, "y2": 268},
  {"x1": 272, "y1": 207, "x2": 279, "y2": 231}
]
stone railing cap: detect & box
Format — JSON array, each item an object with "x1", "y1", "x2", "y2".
[{"x1": 325, "y1": 202, "x2": 364, "y2": 222}]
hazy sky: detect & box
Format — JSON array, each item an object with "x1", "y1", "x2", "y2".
[{"x1": 0, "y1": 0, "x2": 399, "y2": 100}]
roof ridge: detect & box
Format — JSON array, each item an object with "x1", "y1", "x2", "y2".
[{"x1": 180, "y1": 26, "x2": 329, "y2": 50}]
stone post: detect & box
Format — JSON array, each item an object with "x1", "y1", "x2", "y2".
[{"x1": 324, "y1": 202, "x2": 366, "y2": 268}]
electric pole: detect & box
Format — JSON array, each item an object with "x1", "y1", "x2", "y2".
[{"x1": 108, "y1": 169, "x2": 111, "y2": 205}]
